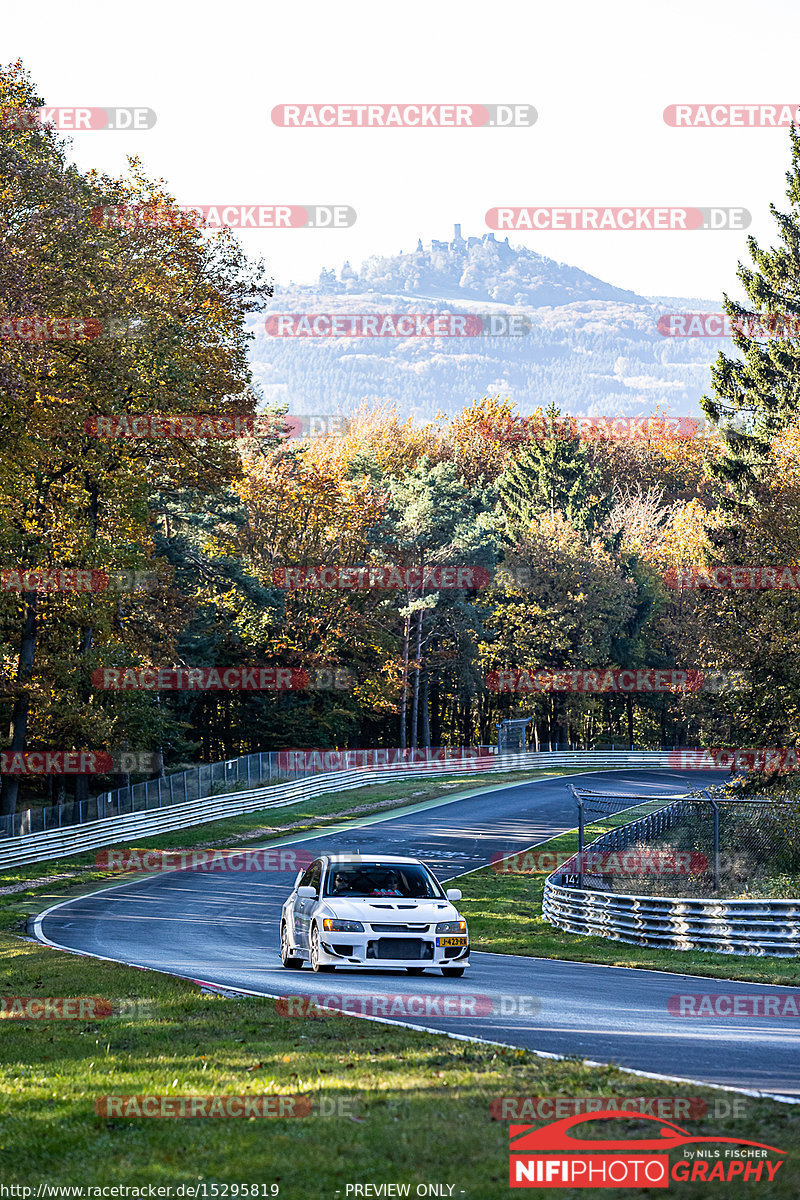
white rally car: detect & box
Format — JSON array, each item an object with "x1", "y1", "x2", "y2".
[{"x1": 279, "y1": 853, "x2": 470, "y2": 975}]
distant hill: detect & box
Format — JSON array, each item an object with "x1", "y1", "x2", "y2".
[{"x1": 248, "y1": 227, "x2": 721, "y2": 423}]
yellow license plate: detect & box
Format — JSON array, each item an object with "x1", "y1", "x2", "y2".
[{"x1": 438, "y1": 936, "x2": 468, "y2": 947}]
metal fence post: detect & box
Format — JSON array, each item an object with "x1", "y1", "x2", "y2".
[
  {"x1": 570, "y1": 785, "x2": 584, "y2": 889},
  {"x1": 577, "y1": 797, "x2": 585, "y2": 886},
  {"x1": 699, "y1": 789, "x2": 719, "y2": 892}
]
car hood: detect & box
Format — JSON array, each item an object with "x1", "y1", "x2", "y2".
[{"x1": 317, "y1": 898, "x2": 460, "y2": 924}]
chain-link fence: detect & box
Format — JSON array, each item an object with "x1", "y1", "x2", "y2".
[
  {"x1": 557, "y1": 785, "x2": 800, "y2": 899},
  {"x1": 0, "y1": 751, "x2": 290, "y2": 839},
  {"x1": 0, "y1": 746, "x2": 496, "y2": 839}
]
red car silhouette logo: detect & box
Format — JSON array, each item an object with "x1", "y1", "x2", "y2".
[{"x1": 510, "y1": 1110, "x2": 785, "y2": 1155}]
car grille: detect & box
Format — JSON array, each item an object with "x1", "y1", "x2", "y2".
[
  {"x1": 367, "y1": 938, "x2": 433, "y2": 960},
  {"x1": 369, "y1": 923, "x2": 429, "y2": 932}
]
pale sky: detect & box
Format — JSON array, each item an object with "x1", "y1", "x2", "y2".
[{"x1": 6, "y1": 0, "x2": 800, "y2": 301}]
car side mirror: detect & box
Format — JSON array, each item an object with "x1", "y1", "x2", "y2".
[
  {"x1": 445, "y1": 888, "x2": 462, "y2": 901},
  {"x1": 297, "y1": 885, "x2": 317, "y2": 898}
]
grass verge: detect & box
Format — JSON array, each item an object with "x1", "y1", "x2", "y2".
[{"x1": 0, "y1": 932, "x2": 797, "y2": 1195}]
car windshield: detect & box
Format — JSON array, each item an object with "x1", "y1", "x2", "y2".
[{"x1": 324, "y1": 862, "x2": 445, "y2": 899}]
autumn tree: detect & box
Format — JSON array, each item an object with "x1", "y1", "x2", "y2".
[{"x1": 0, "y1": 62, "x2": 271, "y2": 813}]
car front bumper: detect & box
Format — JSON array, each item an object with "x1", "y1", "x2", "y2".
[{"x1": 317, "y1": 931, "x2": 470, "y2": 969}]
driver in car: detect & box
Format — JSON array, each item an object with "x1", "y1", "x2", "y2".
[{"x1": 371, "y1": 870, "x2": 403, "y2": 896}]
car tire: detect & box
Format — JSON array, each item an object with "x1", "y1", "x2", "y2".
[
  {"x1": 441, "y1": 967, "x2": 465, "y2": 977},
  {"x1": 280, "y1": 922, "x2": 304, "y2": 969},
  {"x1": 406, "y1": 967, "x2": 426, "y2": 975},
  {"x1": 310, "y1": 926, "x2": 335, "y2": 973}
]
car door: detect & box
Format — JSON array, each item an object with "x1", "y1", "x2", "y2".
[{"x1": 292, "y1": 859, "x2": 322, "y2": 949}]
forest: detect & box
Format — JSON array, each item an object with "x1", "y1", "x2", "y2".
[{"x1": 3, "y1": 60, "x2": 800, "y2": 814}]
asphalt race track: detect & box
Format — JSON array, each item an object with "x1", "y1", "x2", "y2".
[{"x1": 34, "y1": 768, "x2": 800, "y2": 1098}]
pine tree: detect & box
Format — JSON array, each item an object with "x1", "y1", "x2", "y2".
[
  {"x1": 702, "y1": 126, "x2": 800, "y2": 505},
  {"x1": 497, "y1": 404, "x2": 612, "y2": 539}
]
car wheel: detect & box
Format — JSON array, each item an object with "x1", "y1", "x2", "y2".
[
  {"x1": 280, "y1": 922, "x2": 304, "y2": 969},
  {"x1": 441, "y1": 967, "x2": 465, "y2": 977},
  {"x1": 406, "y1": 967, "x2": 426, "y2": 975},
  {"x1": 310, "y1": 925, "x2": 335, "y2": 973}
]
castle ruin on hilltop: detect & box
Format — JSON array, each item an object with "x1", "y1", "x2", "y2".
[{"x1": 420, "y1": 225, "x2": 512, "y2": 253}]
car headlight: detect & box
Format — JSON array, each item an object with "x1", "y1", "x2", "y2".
[
  {"x1": 436, "y1": 919, "x2": 467, "y2": 934},
  {"x1": 322, "y1": 918, "x2": 364, "y2": 932}
]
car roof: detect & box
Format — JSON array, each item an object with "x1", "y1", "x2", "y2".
[{"x1": 321, "y1": 854, "x2": 424, "y2": 866}]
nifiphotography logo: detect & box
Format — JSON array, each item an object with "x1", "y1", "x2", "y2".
[{"x1": 508, "y1": 1111, "x2": 785, "y2": 1188}]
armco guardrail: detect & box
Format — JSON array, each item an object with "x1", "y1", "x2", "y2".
[
  {"x1": 0, "y1": 750, "x2": 678, "y2": 868},
  {"x1": 542, "y1": 804, "x2": 800, "y2": 958}
]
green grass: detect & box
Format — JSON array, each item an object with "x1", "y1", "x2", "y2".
[
  {"x1": 456, "y1": 807, "x2": 800, "y2": 986},
  {"x1": 1, "y1": 933, "x2": 798, "y2": 1196}
]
